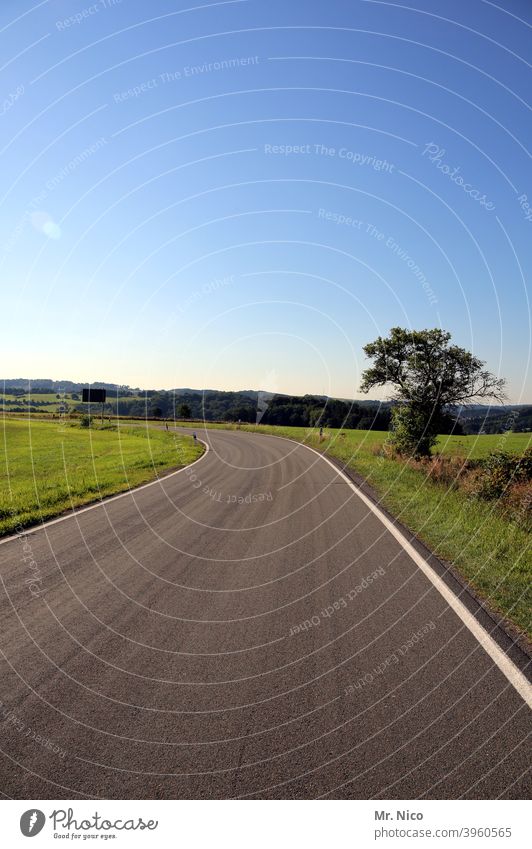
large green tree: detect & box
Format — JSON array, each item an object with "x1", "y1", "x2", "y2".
[{"x1": 360, "y1": 327, "x2": 506, "y2": 456}]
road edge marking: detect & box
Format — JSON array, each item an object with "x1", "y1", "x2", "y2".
[
  {"x1": 281, "y1": 434, "x2": 532, "y2": 708},
  {"x1": 0, "y1": 434, "x2": 209, "y2": 546}
]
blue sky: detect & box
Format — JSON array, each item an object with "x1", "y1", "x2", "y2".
[{"x1": 1, "y1": 0, "x2": 530, "y2": 401}]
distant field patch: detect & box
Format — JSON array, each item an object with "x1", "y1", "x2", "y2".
[{"x1": 0, "y1": 392, "x2": 141, "y2": 413}]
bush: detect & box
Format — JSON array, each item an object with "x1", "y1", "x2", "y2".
[
  {"x1": 515, "y1": 446, "x2": 532, "y2": 478},
  {"x1": 79, "y1": 414, "x2": 91, "y2": 428},
  {"x1": 474, "y1": 448, "x2": 532, "y2": 499},
  {"x1": 499, "y1": 481, "x2": 532, "y2": 531},
  {"x1": 377, "y1": 443, "x2": 532, "y2": 531},
  {"x1": 423, "y1": 455, "x2": 468, "y2": 488},
  {"x1": 390, "y1": 405, "x2": 437, "y2": 458}
]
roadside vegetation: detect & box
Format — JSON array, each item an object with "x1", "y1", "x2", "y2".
[{"x1": 0, "y1": 418, "x2": 203, "y2": 536}]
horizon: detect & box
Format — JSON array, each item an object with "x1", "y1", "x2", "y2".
[{"x1": 2, "y1": 375, "x2": 530, "y2": 407}]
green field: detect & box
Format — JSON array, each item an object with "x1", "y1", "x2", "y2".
[
  {"x1": 180, "y1": 421, "x2": 532, "y2": 638},
  {"x1": 0, "y1": 394, "x2": 67, "y2": 412},
  {"x1": 434, "y1": 432, "x2": 530, "y2": 457},
  {"x1": 179, "y1": 421, "x2": 531, "y2": 459},
  {"x1": 0, "y1": 419, "x2": 203, "y2": 536},
  {"x1": 0, "y1": 392, "x2": 142, "y2": 413}
]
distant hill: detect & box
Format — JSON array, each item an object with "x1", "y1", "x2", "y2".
[
  {"x1": 1, "y1": 380, "x2": 530, "y2": 433},
  {"x1": 1, "y1": 378, "x2": 135, "y2": 392},
  {"x1": 1, "y1": 380, "x2": 392, "y2": 428}
]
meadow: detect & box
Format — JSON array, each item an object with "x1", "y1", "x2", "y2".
[
  {"x1": 180, "y1": 421, "x2": 532, "y2": 638},
  {"x1": 181, "y1": 420, "x2": 527, "y2": 455},
  {"x1": 0, "y1": 418, "x2": 203, "y2": 537},
  {"x1": 0, "y1": 392, "x2": 142, "y2": 413}
]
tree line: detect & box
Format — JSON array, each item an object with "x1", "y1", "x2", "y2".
[{"x1": 101, "y1": 391, "x2": 394, "y2": 429}]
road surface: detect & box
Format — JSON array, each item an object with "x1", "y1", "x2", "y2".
[{"x1": 0, "y1": 427, "x2": 530, "y2": 798}]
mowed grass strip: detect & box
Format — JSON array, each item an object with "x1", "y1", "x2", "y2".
[
  {"x1": 0, "y1": 418, "x2": 203, "y2": 536},
  {"x1": 179, "y1": 421, "x2": 531, "y2": 637}
]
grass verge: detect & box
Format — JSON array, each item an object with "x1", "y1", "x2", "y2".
[{"x1": 0, "y1": 418, "x2": 203, "y2": 536}]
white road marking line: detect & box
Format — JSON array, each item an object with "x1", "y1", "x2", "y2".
[
  {"x1": 294, "y1": 438, "x2": 532, "y2": 708},
  {"x1": 0, "y1": 436, "x2": 209, "y2": 546}
]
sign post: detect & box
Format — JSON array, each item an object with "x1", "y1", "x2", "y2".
[{"x1": 82, "y1": 388, "x2": 107, "y2": 424}]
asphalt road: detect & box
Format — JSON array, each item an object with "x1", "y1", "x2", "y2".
[{"x1": 0, "y1": 427, "x2": 530, "y2": 799}]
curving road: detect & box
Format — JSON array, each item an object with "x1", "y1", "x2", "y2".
[{"x1": 0, "y1": 426, "x2": 530, "y2": 799}]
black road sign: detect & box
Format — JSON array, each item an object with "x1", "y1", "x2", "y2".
[{"x1": 82, "y1": 388, "x2": 107, "y2": 403}]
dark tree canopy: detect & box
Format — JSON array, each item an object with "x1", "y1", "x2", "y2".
[
  {"x1": 177, "y1": 402, "x2": 192, "y2": 419},
  {"x1": 360, "y1": 327, "x2": 506, "y2": 407}
]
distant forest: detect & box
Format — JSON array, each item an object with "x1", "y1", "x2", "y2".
[
  {"x1": 2, "y1": 380, "x2": 531, "y2": 433},
  {"x1": 123, "y1": 391, "x2": 394, "y2": 430}
]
